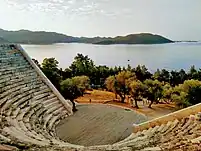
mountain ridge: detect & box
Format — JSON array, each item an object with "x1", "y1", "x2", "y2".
[{"x1": 0, "y1": 28, "x2": 173, "y2": 45}]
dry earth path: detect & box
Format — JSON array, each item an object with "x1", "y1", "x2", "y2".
[{"x1": 56, "y1": 104, "x2": 148, "y2": 146}]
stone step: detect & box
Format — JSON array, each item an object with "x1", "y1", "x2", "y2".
[
  {"x1": 3, "y1": 126, "x2": 49, "y2": 146},
  {"x1": 157, "y1": 124, "x2": 165, "y2": 133},
  {"x1": 17, "y1": 121, "x2": 50, "y2": 143},
  {"x1": 24, "y1": 122, "x2": 32, "y2": 131},
  {"x1": 116, "y1": 132, "x2": 141, "y2": 144},
  {"x1": 116, "y1": 135, "x2": 148, "y2": 148},
  {"x1": 33, "y1": 88, "x2": 50, "y2": 96},
  {"x1": 16, "y1": 107, "x2": 31, "y2": 121},
  {"x1": 12, "y1": 87, "x2": 44, "y2": 108},
  {"x1": 0, "y1": 62, "x2": 29, "y2": 69},
  {"x1": 142, "y1": 147, "x2": 162, "y2": 151},
  {"x1": 180, "y1": 122, "x2": 197, "y2": 136},
  {"x1": 0, "y1": 69, "x2": 35, "y2": 79},
  {"x1": 0, "y1": 65, "x2": 31, "y2": 72},
  {"x1": 42, "y1": 97, "x2": 58, "y2": 106},
  {"x1": 0, "y1": 90, "x2": 34, "y2": 112},
  {"x1": 150, "y1": 125, "x2": 160, "y2": 134},
  {"x1": 181, "y1": 116, "x2": 196, "y2": 131},
  {"x1": 0, "y1": 78, "x2": 42, "y2": 99},
  {"x1": 161, "y1": 121, "x2": 172, "y2": 133},
  {"x1": 5, "y1": 107, "x2": 13, "y2": 117},
  {"x1": 44, "y1": 101, "x2": 60, "y2": 109},
  {"x1": 11, "y1": 107, "x2": 21, "y2": 118},
  {"x1": 48, "y1": 110, "x2": 67, "y2": 131},
  {"x1": 43, "y1": 114, "x2": 53, "y2": 129},
  {"x1": 32, "y1": 92, "x2": 50, "y2": 101},
  {"x1": 45, "y1": 104, "x2": 63, "y2": 114},
  {"x1": 163, "y1": 119, "x2": 179, "y2": 135},
  {"x1": 143, "y1": 127, "x2": 153, "y2": 135},
  {"x1": 24, "y1": 104, "x2": 44, "y2": 123},
  {"x1": 52, "y1": 106, "x2": 66, "y2": 116},
  {"x1": 191, "y1": 136, "x2": 201, "y2": 143},
  {"x1": 0, "y1": 78, "x2": 41, "y2": 94},
  {"x1": 4, "y1": 74, "x2": 39, "y2": 86},
  {"x1": 0, "y1": 59, "x2": 26, "y2": 65},
  {"x1": 51, "y1": 138, "x2": 84, "y2": 148},
  {"x1": 0, "y1": 71, "x2": 38, "y2": 84},
  {"x1": 48, "y1": 115, "x2": 60, "y2": 132}
]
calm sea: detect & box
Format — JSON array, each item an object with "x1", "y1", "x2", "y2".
[{"x1": 22, "y1": 42, "x2": 201, "y2": 72}]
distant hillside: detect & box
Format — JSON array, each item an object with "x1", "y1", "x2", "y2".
[
  {"x1": 78, "y1": 37, "x2": 111, "y2": 44},
  {"x1": 94, "y1": 33, "x2": 173, "y2": 45},
  {"x1": 0, "y1": 29, "x2": 78, "y2": 44},
  {"x1": 0, "y1": 29, "x2": 173, "y2": 45}
]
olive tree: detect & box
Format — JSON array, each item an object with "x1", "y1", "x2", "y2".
[
  {"x1": 105, "y1": 71, "x2": 136, "y2": 103},
  {"x1": 60, "y1": 76, "x2": 90, "y2": 112},
  {"x1": 172, "y1": 79, "x2": 201, "y2": 108},
  {"x1": 143, "y1": 79, "x2": 163, "y2": 108},
  {"x1": 129, "y1": 80, "x2": 146, "y2": 108}
]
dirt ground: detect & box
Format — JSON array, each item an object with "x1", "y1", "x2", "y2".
[
  {"x1": 77, "y1": 90, "x2": 115, "y2": 103},
  {"x1": 56, "y1": 104, "x2": 148, "y2": 146},
  {"x1": 56, "y1": 90, "x2": 176, "y2": 146},
  {"x1": 77, "y1": 90, "x2": 176, "y2": 119}
]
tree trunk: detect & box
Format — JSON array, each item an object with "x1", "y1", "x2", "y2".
[
  {"x1": 134, "y1": 99, "x2": 139, "y2": 109},
  {"x1": 120, "y1": 95, "x2": 125, "y2": 103},
  {"x1": 115, "y1": 93, "x2": 117, "y2": 99},
  {"x1": 70, "y1": 99, "x2": 77, "y2": 112},
  {"x1": 148, "y1": 100, "x2": 153, "y2": 108}
]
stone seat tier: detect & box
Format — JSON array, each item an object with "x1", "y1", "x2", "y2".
[
  {"x1": 0, "y1": 82, "x2": 45, "y2": 112},
  {"x1": 0, "y1": 72, "x2": 39, "y2": 86},
  {"x1": 0, "y1": 77, "x2": 42, "y2": 96},
  {"x1": 6, "y1": 117, "x2": 50, "y2": 143},
  {"x1": 0, "y1": 65, "x2": 31, "y2": 72},
  {"x1": 0, "y1": 68, "x2": 36, "y2": 77},
  {"x1": 0, "y1": 61, "x2": 29, "y2": 69},
  {"x1": 0, "y1": 71, "x2": 38, "y2": 83},
  {"x1": 111, "y1": 114, "x2": 201, "y2": 150},
  {"x1": 0, "y1": 58, "x2": 26, "y2": 65},
  {"x1": 1, "y1": 102, "x2": 67, "y2": 146},
  {"x1": 3, "y1": 126, "x2": 50, "y2": 146},
  {"x1": 0, "y1": 133, "x2": 11, "y2": 142}
]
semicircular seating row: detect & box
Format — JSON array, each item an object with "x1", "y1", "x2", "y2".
[{"x1": 1, "y1": 44, "x2": 201, "y2": 151}]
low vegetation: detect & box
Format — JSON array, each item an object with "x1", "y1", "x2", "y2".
[{"x1": 35, "y1": 53, "x2": 201, "y2": 111}]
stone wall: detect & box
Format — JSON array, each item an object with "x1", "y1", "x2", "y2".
[{"x1": 133, "y1": 102, "x2": 201, "y2": 133}]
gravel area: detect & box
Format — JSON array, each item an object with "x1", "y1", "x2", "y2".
[{"x1": 56, "y1": 104, "x2": 148, "y2": 146}]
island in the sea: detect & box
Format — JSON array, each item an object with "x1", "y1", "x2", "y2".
[
  {"x1": 0, "y1": 28, "x2": 173, "y2": 45},
  {"x1": 93, "y1": 33, "x2": 173, "y2": 45}
]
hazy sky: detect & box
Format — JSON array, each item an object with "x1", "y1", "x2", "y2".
[{"x1": 0, "y1": 0, "x2": 201, "y2": 40}]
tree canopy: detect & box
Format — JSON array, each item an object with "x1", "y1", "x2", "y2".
[
  {"x1": 143, "y1": 79, "x2": 163, "y2": 108},
  {"x1": 36, "y1": 54, "x2": 201, "y2": 110},
  {"x1": 60, "y1": 76, "x2": 90, "y2": 112},
  {"x1": 171, "y1": 80, "x2": 201, "y2": 108},
  {"x1": 41, "y1": 58, "x2": 61, "y2": 90},
  {"x1": 129, "y1": 80, "x2": 146, "y2": 108},
  {"x1": 105, "y1": 71, "x2": 136, "y2": 103}
]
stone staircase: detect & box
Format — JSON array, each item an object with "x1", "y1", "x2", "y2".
[
  {"x1": 0, "y1": 44, "x2": 80, "y2": 149},
  {"x1": 1, "y1": 44, "x2": 201, "y2": 151}
]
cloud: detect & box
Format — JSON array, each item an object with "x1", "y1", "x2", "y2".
[{"x1": 4, "y1": 0, "x2": 117, "y2": 17}]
